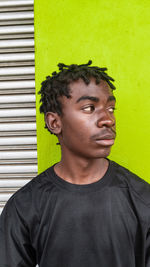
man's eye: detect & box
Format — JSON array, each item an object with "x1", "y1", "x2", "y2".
[
  {"x1": 82, "y1": 105, "x2": 95, "y2": 112},
  {"x1": 108, "y1": 107, "x2": 116, "y2": 113}
]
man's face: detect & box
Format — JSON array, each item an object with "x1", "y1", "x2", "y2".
[{"x1": 58, "y1": 78, "x2": 116, "y2": 159}]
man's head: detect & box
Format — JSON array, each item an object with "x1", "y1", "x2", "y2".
[
  {"x1": 39, "y1": 60, "x2": 115, "y2": 117},
  {"x1": 39, "y1": 60, "x2": 116, "y2": 158}
]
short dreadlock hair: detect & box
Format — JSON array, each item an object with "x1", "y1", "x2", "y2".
[{"x1": 39, "y1": 60, "x2": 116, "y2": 118}]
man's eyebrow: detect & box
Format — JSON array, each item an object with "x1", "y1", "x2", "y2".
[
  {"x1": 107, "y1": 95, "x2": 116, "y2": 102},
  {"x1": 76, "y1": 96, "x2": 99, "y2": 103},
  {"x1": 76, "y1": 95, "x2": 116, "y2": 103}
]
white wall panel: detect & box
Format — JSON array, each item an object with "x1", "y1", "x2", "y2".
[
  {"x1": 0, "y1": 94, "x2": 35, "y2": 103},
  {"x1": 0, "y1": 80, "x2": 35, "y2": 89},
  {"x1": 0, "y1": 165, "x2": 37, "y2": 173},
  {"x1": 0, "y1": 0, "x2": 37, "y2": 213},
  {"x1": 0, "y1": 66, "x2": 34, "y2": 75},
  {"x1": 0, "y1": 151, "x2": 37, "y2": 159},
  {"x1": 0, "y1": 136, "x2": 37, "y2": 145},
  {"x1": 0, "y1": 108, "x2": 36, "y2": 117},
  {"x1": 0, "y1": 39, "x2": 34, "y2": 48},
  {"x1": 0, "y1": 179, "x2": 31, "y2": 188},
  {"x1": 0, "y1": 53, "x2": 34, "y2": 62},
  {"x1": 0, "y1": 11, "x2": 34, "y2": 21},
  {"x1": 0, "y1": 25, "x2": 34, "y2": 34},
  {"x1": 0, "y1": 1, "x2": 33, "y2": 7},
  {"x1": 0, "y1": 122, "x2": 36, "y2": 131}
]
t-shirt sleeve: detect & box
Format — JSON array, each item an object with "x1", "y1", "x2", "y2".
[
  {"x1": 146, "y1": 227, "x2": 150, "y2": 267},
  {"x1": 0, "y1": 197, "x2": 37, "y2": 267}
]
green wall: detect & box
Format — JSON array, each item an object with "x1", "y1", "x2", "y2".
[{"x1": 34, "y1": 0, "x2": 150, "y2": 182}]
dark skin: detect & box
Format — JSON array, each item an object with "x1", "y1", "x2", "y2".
[{"x1": 46, "y1": 78, "x2": 116, "y2": 185}]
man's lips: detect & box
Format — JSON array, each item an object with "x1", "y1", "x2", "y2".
[
  {"x1": 94, "y1": 138, "x2": 115, "y2": 146},
  {"x1": 91, "y1": 132, "x2": 116, "y2": 146},
  {"x1": 95, "y1": 134, "x2": 115, "y2": 140}
]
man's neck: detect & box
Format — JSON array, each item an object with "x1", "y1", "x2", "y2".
[{"x1": 54, "y1": 154, "x2": 109, "y2": 185}]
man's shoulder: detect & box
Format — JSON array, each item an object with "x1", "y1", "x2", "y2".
[
  {"x1": 3, "y1": 165, "x2": 55, "y2": 211},
  {"x1": 16, "y1": 165, "x2": 54, "y2": 194},
  {"x1": 111, "y1": 160, "x2": 150, "y2": 206}
]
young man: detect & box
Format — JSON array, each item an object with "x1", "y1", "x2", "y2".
[{"x1": 0, "y1": 60, "x2": 150, "y2": 267}]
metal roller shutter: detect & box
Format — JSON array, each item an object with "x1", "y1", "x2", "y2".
[{"x1": 0, "y1": 0, "x2": 37, "y2": 214}]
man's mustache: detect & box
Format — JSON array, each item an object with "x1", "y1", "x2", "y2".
[{"x1": 91, "y1": 128, "x2": 116, "y2": 140}]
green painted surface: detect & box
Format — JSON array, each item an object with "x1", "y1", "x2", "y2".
[{"x1": 34, "y1": 0, "x2": 150, "y2": 182}]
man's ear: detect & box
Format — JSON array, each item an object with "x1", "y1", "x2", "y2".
[{"x1": 45, "y1": 112, "x2": 62, "y2": 135}]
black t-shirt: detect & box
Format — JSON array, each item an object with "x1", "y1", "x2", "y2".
[{"x1": 0, "y1": 160, "x2": 150, "y2": 267}]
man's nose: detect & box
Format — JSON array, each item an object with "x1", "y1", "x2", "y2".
[{"x1": 96, "y1": 111, "x2": 115, "y2": 128}]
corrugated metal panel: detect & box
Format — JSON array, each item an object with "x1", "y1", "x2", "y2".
[
  {"x1": 0, "y1": 0, "x2": 37, "y2": 213},
  {"x1": 0, "y1": 80, "x2": 35, "y2": 89},
  {"x1": 0, "y1": 136, "x2": 37, "y2": 145},
  {"x1": 0, "y1": 53, "x2": 34, "y2": 62},
  {"x1": 0, "y1": 108, "x2": 36, "y2": 117},
  {"x1": 0, "y1": 94, "x2": 35, "y2": 102},
  {"x1": 0, "y1": 11, "x2": 34, "y2": 21},
  {"x1": 0, "y1": 66, "x2": 34, "y2": 75},
  {"x1": 0, "y1": 25, "x2": 34, "y2": 34},
  {"x1": 0, "y1": 39, "x2": 34, "y2": 48},
  {"x1": 0, "y1": 1, "x2": 33, "y2": 7}
]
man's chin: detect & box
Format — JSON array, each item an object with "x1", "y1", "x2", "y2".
[{"x1": 95, "y1": 146, "x2": 112, "y2": 159}]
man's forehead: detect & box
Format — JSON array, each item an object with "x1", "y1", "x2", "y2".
[
  {"x1": 60, "y1": 78, "x2": 115, "y2": 109},
  {"x1": 69, "y1": 78, "x2": 113, "y2": 97}
]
